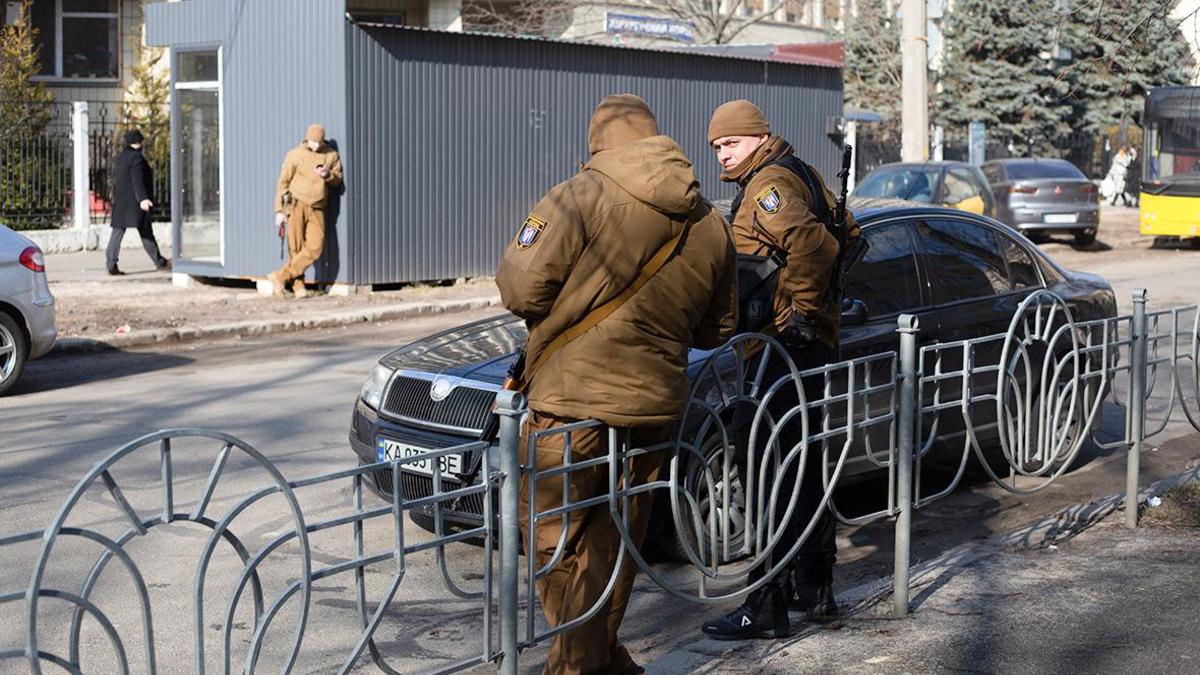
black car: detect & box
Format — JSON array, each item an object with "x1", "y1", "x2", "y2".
[
  {"x1": 348, "y1": 200, "x2": 1116, "y2": 551},
  {"x1": 981, "y1": 158, "x2": 1101, "y2": 245}
]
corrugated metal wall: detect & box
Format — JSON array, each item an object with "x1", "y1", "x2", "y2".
[
  {"x1": 346, "y1": 24, "x2": 843, "y2": 285},
  {"x1": 147, "y1": 0, "x2": 349, "y2": 281}
]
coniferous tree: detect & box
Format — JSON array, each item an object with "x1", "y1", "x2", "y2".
[
  {"x1": 0, "y1": 0, "x2": 52, "y2": 136},
  {"x1": 845, "y1": 0, "x2": 902, "y2": 138},
  {"x1": 936, "y1": 0, "x2": 1077, "y2": 153}
]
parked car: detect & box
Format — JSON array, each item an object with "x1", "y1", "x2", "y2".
[
  {"x1": 852, "y1": 161, "x2": 996, "y2": 218},
  {"x1": 347, "y1": 201, "x2": 1116, "y2": 557},
  {"x1": 981, "y1": 158, "x2": 1101, "y2": 245},
  {"x1": 0, "y1": 225, "x2": 57, "y2": 395}
]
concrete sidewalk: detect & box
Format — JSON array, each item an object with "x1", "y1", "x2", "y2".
[
  {"x1": 652, "y1": 468, "x2": 1200, "y2": 675},
  {"x1": 43, "y1": 249, "x2": 502, "y2": 353}
]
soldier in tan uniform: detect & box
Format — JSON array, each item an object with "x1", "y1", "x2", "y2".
[
  {"x1": 268, "y1": 124, "x2": 343, "y2": 298},
  {"x1": 496, "y1": 94, "x2": 737, "y2": 675},
  {"x1": 701, "y1": 100, "x2": 860, "y2": 641}
]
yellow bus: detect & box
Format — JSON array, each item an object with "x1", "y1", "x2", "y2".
[{"x1": 1142, "y1": 86, "x2": 1200, "y2": 242}]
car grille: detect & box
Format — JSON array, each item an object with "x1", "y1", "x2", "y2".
[
  {"x1": 380, "y1": 376, "x2": 497, "y2": 433},
  {"x1": 372, "y1": 467, "x2": 485, "y2": 517}
]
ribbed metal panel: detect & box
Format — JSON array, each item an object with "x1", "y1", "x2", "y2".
[
  {"x1": 149, "y1": 5, "x2": 842, "y2": 286},
  {"x1": 346, "y1": 25, "x2": 843, "y2": 285},
  {"x1": 147, "y1": 0, "x2": 349, "y2": 281}
]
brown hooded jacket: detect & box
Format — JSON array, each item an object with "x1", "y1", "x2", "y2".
[{"x1": 496, "y1": 132, "x2": 738, "y2": 427}]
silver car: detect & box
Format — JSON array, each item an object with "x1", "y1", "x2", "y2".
[
  {"x1": 982, "y1": 158, "x2": 1101, "y2": 245},
  {"x1": 0, "y1": 225, "x2": 57, "y2": 395}
]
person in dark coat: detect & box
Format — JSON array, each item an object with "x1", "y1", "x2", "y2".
[{"x1": 107, "y1": 129, "x2": 170, "y2": 275}]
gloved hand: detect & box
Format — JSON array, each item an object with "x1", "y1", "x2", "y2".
[
  {"x1": 275, "y1": 212, "x2": 288, "y2": 227},
  {"x1": 780, "y1": 312, "x2": 818, "y2": 349}
]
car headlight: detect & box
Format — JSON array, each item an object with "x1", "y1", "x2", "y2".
[{"x1": 360, "y1": 364, "x2": 394, "y2": 410}]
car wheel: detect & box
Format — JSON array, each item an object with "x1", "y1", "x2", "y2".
[
  {"x1": 661, "y1": 433, "x2": 749, "y2": 564},
  {"x1": 1073, "y1": 230, "x2": 1096, "y2": 247},
  {"x1": 0, "y1": 312, "x2": 29, "y2": 396}
]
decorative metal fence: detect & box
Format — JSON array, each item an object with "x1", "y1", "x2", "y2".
[
  {"x1": 1, "y1": 290, "x2": 1197, "y2": 673},
  {"x1": 0, "y1": 100, "x2": 170, "y2": 231}
]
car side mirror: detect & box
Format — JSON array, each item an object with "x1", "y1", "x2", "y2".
[{"x1": 841, "y1": 297, "x2": 869, "y2": 326}]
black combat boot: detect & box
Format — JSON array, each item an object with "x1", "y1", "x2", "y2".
[
  {"x1": 790, "y1": 565, "x2": 839, "y2": 622},
  {"x1": 701, "y1": 585, "x2": 791, "y2": 640}
]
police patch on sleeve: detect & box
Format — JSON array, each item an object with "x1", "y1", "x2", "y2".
[
  {"x1": 516, "y1": 214, "x2": 547, "y2": 249},
  {"x1": 754, "y1": 184, "x2": 782, "y2": 214}
]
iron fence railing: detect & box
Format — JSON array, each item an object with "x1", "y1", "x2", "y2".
[
  {"x1": 1, "y1": 289, "x2": 1197, "y2": 673},
  {"x1": 0, "y1": 100, "x2": 170, "y2": 231}
]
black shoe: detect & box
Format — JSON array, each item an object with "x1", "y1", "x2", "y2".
[
  {"x1": 701, "y1": 586, "x2": 790, "y2": 641},
  {"x1": 156, "y1": 259, "x2": 172, "y2": 271},
  {"x1": 790, "y1": 574, "x2": 839, "y2": 622},
  {"x1": 107, "y1": 267, "x2": 125, "y2": 276}
]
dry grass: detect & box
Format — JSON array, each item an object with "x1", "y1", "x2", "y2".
[{"x1": 1141, "y1": 483, "x2": 1200, "y2": 529}]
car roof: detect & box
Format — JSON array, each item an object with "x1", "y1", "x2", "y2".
[
  {"x1": 983, "y1": 157, "x2": 1073, "y2": 165},
  {"x1": 871, "y1": 161, "x2": 976, "y2": 170},
  {"x1": 848, "y1": 198, "x2": 980, "y2": 223}
]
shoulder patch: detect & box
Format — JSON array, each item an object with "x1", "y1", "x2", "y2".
[
  {"x1": 516, "y1": 213, "x2": 547, "y2": 249},
  {"x1": 754, "y1": 184, "x2": 782, "y2": 214}
]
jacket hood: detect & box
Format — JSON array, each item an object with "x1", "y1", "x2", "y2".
[{"x1": 585, "y1": 135, "x2": 700, "y2": 216}]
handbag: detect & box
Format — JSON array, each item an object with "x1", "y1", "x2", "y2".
[{"x1": 736, "y1": 251, "x2": 784, "y2": 334}]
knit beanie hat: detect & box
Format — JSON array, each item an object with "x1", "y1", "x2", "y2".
[
  {"x1": 305, "y1": 124, "x2": 326, "y2": 143},
  {"x1": 123, "y1": 129, "x2": 145, "y2": 146},
  {"x1": 587, "y1": 94, "x2": 659, "y2": 154},
  {"x1": 707, "y1": 100, "x2": 771, "y2": 144}
]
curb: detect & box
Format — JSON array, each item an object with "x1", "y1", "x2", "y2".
[
  {"x1": 22, "y1": 222, "x2": 172, "y2": 254},
  {"x1": 51, "y1": 294, "x2": 502, "y2": 354},
  {"x1": 648, "y1": 462, "x2": 1200, "y2": 673}
]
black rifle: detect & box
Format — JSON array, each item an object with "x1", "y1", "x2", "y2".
[{"x1": 832, "y1": 144, "x2": 868, "y2": 304}]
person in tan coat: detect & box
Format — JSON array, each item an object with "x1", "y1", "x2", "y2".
[
  {"x1": 496, "y1": 94, "x2": 737, "y2": 675},
  {"x1": 701, "y1": 100, "x2": 859, "y2": 641},
  {"x1": 268, "y1": 124, "x2": 343, "y2": 298}
]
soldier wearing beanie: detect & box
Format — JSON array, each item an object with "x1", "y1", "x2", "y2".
[
  {"x1": 701, "y1": 99, "x2": 860, "y2": 641},
  {"x1": 267, "y1": 123, "x2": 343, "y2": 298},
  {"x1": 496, "y1": 94, "x2": 737, "y2": 675}
]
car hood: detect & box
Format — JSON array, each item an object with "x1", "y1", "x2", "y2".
[{"x1": 378, "y1": 313, "x2": 720, "y2": 386}]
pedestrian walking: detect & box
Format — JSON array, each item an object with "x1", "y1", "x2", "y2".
[
  {"x1": 496, "y1": 94, "x2": 737, "y2": 675},
  {"x1": 106, "y1": 129, "x2": 169, "y2": 275},
  {"x1": 1103, "y1": 146, "x2": 1132, "y2": 206},
  {"x1": 1125, "y1": 147, "x2": 1141, "y2": 207},
  {"x1": 701, "y1": 100, "x2": 860, "y2": 640},
  {"x1": 268, "y1": 124, "x2": 343, "y2": 298}
]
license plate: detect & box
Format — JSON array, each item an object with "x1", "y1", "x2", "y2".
[
  {"x1": 1043, "y1": 213, "x2": 1077, "y2": 224},
  {"x1": 376, "y1": 438, "x2": 463, "y2": 476}
]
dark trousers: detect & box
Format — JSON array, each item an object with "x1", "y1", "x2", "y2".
[
  {"x1": 106, "y1": 220, "x2": 166, "y2": 271},
  {"x1": 736, "y1": 341, "x2": 838, "y2": 591}
]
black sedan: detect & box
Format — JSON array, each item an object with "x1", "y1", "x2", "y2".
[{"x1": 348, "y1": 201, "x2": 1116, "y2": 551}]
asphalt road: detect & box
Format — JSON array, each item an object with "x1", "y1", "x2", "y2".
[{"x1": 3, "y1": 239, "x2": 1200, "y2": 673}]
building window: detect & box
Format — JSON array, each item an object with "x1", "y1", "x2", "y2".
[
  {"x1": 30, "y1": 0, "x2": 120, "y2": 80},
  {"x1": 174, "y1": 49, "x2": 222, "y2": 262}
]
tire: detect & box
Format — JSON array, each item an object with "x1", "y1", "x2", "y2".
[
  {"x1": 0, "y1": 312, "x2": 29, "y2": 396},
  {"x1": 660, "y1": 433, "x2": 749, "y2": 564},
  {"x1": 1073, "y1": 230, "x2": 1096, "y2": 247}
]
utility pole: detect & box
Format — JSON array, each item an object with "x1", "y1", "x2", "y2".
[{"x1": 901, "y1": 0, "x2": 928, "y2": 161}]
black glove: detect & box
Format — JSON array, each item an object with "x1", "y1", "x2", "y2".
[{"x1": 780, "y1": 312, "x2": 819, "y2": 349}]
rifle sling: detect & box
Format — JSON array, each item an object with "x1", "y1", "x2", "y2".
[{"x1": 520, "y1": 208, "x2": 699, "y2": 390}]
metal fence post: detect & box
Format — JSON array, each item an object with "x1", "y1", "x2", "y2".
[
  {"x1": 494, "y1": 389, "x2": 526, "y2": 674},
  {"x1": 1126, "y1": 289, "x2": 1148, "y2": 528},
  {"x1": 71, "y1": 101, "x2": 89, "y2": 231},
  {"x1": 894, "y1": 314, "x2": 920, "y2": 617}
]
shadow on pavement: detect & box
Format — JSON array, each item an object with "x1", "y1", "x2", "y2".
[{"x1": 12, "y1": 346, "x2": 194, "y2": 395}]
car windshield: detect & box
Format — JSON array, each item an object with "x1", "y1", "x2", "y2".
[
  {"x1": 853, "y1": 166, "x2": 941, "y2": 202},
  {"x1": 1002, "y1": 161, "x2": 1085, "y2": 180}
]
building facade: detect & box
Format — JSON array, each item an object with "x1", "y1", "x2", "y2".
[{"x1": 146, "y1": 0, "x2": 845, "y2": 287}]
